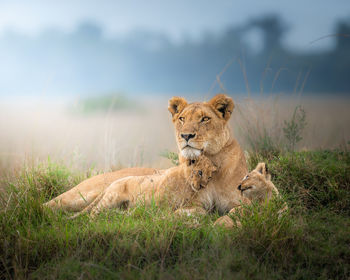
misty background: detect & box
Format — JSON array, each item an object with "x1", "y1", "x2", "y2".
[
  {"x1": 1, "y1": 1, "x2": 350, "y2": 172},
  {"x1": 0, "y1": 0, "x2": 349, "y2": 97}
]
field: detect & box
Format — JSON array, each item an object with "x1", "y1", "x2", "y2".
[
  {"x1": 0, "y1": 94, "x2": 350, "y2": 279},
  {"x1": 1, "y1": 94, "x2": 349, "y2": 173}
]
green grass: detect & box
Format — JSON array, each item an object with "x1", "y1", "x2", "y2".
[{"x1": 0, "y1": 150, "x2": 349, "y2": 279}]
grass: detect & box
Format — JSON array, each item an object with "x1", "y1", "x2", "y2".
[{"x1": 0, "y1": 150, "x2": 349, "y2": 279}]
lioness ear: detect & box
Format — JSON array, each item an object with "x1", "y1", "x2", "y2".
[
  {"x1": 208, "y1": 94, "x2": 234, "y2": 121},
  {"x1": 255, "y1": 162, "x2": 271, "y2": 180},
  {"x1": 168, "y1": 97, "x2": 188, "y2": 118}
]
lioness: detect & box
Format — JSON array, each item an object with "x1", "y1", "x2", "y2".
[
  {"x1": 214, "y1": 162, "x2": 288, "y2": 228},
  {"x1": 169, "y1": 94, "x2": 248, "y2": 214},
  {"x1": 44, "y1": 94, "x2": 248, "y2": 216},
  {"x1": 70, "y1": 155, "x2": 216, "y2": 218}
]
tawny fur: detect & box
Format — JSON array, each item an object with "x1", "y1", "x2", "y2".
[
  {"x1": 70, "y1": 156, "x2": 216, "y2": 218},
  {"x1": 44, "y1": 94, "x2": 248, "y2": 216},
  {"x1": 214, "y1": 162, "x2": 288, "y2": 228},
  {"x1": 43, "y1": 167, "x2": 159, "y2": 212},
  {"x1": 170, "y1": 94, "x2": 248, "y2": 215}
]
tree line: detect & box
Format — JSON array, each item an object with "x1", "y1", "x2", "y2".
[{"x1": 0, "y1": 15, "x2": 349, "y2": 96}]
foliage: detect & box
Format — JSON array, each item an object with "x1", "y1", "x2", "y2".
[
  {"x1": 160, "y1": 150, "x2": 179, "y2": 166},
  {"x1": 72, "y1": 94, "x2": 138, "y2": 114},
  {"x1": 282, "y1": 105, "x2": 307, "y2": 151}
]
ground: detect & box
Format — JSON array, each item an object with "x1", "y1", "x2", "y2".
[{"x1": 0, "y1": 150, "x2": 349, "y2": 279}]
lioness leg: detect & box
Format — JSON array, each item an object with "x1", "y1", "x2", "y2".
[
  {"x1": 69, "y1": 179, "x2": 134, "y2": 219},
  {"x1": 69, "y1": 191, "x2": 105, "y2": 219},
  {"x1": 44, "y1": 167, "x2": 158, "y2": 212},
  {"x1": 70, "y1": 191, "x2": 132, "y2": 219},
  {"x1": 213, "y1": 215, "x2": 238, "y2": 228},
  {"x1": 213, "y1": 205, "x2": 247, "y2": 228},
  {"x1": 89, "y1": 192, "x2": 132, "y2": 218},
  {"x1": 44, "y1": 191, "x2": 97, "y2": 212}
]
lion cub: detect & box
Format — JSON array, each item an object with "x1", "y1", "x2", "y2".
[
  {"x1": 237, "y1": 162, "x2": 278, "y2": 203},
  {"x1": 214, "y1": 162, "x2": 287, "y2": 228},
  {"x1": 70, "y1": 155, "x2": 217, "y2": 219}
]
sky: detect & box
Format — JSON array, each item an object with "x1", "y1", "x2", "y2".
[{"x1": 0, "y1": 0, "x2": 349, "y2": 51}]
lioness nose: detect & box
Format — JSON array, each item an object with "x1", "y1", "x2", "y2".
[
  {"x1": 181, "y1": 133, "x2": 196, "y2": 141},
  {"x1": 237, "y1": 184, "x2": 242, "y2": 190}
]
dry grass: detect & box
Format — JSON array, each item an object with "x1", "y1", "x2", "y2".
[
  {"x1": 0, "y1": 94, "x2": 349, "y2": 176},
  {"x1": 233, "y1": 95, "x2": 350, "y2": 152}
]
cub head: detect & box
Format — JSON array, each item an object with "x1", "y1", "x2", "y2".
[
  {"x1": 237, "y1": 162, "x2": 279, "y2": 203},
  {"x1": 186, "y1": 155, "x2": 217, "y2": 192},
  {"x1": 168, "y1": 94, "x2": 234, "y2": 159}
]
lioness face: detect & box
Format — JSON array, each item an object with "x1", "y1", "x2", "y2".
[
  {"x1": 168, "y1": 94, "x2": 234, "y2": 159},
  {"x1": 237, "y1": 162, "x2": 275, "y2": 201},
  {"x1": 187, "y1": 156, "x2": 217, "y2": 191}
]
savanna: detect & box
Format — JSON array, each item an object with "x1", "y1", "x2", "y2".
[{"x1": 0, "y1": 93, "x2": 349, "y2": 279}]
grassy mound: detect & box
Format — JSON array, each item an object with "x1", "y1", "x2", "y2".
[
  {"x1": 0, "y1": 150, "x2": 349, "y2": 279},
  {"x1": 248, "y1": 150, "x2": 350, "y2": 214}
]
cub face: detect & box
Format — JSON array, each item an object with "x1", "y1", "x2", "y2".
[
  {"x1": 168, "y1": 94, "x2": 234, "y2": 159},
  {"x1": 186, "y1": 156, "x2": 217, "y2": 192},
  {"x1": 237, "y1": 162, "x2": 278, "y2": 202}
]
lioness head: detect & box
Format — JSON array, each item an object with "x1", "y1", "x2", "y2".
[
  {"x1": 168, "y1": 94, "x2": 234, "y2": 159},
  {"x1": 237, "y1": 162, "x2": 279, "y2": 203},
  {"x1": 186, "y1": 155, "x2": 217, "y2": 192}
]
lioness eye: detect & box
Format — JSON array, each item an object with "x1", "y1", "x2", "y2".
[
  {"x1": 179, "y1": 117, "x2": 185, "y2": 122},
  {"x1": 198, "y1": 170, "x2": 203, "y2": 177},
  {"x1": 201, "y1": 116, "x2": 210, "y2": 122}
]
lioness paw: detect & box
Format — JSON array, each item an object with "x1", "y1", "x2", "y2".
[{"x1": 214, "y1": 215, "x2": 241, "y2": 229}]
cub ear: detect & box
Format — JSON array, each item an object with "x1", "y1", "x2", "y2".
[
  {"x1": 255, "y1": 162, "x2": 271, "y2": 180},
  {"x1": 208, "y1": 94, "x2": 234, "y2": 121},
  {"x1": 168, "y1": 97, "x2": 188, "y2": 118}
]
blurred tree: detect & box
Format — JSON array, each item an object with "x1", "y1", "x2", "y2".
[
  {"x1": 335, "y1": 20, "x2": 350, "y2": 52},
  {"x1": 75, "y1": 22, "x2": 103, "y2": 42},
  {"x1": 0, "y1": 16, "x2": 350, "y2": 95},
  {"x1": 249, "y1": 15, "x2": 287, "y2": 53}
]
